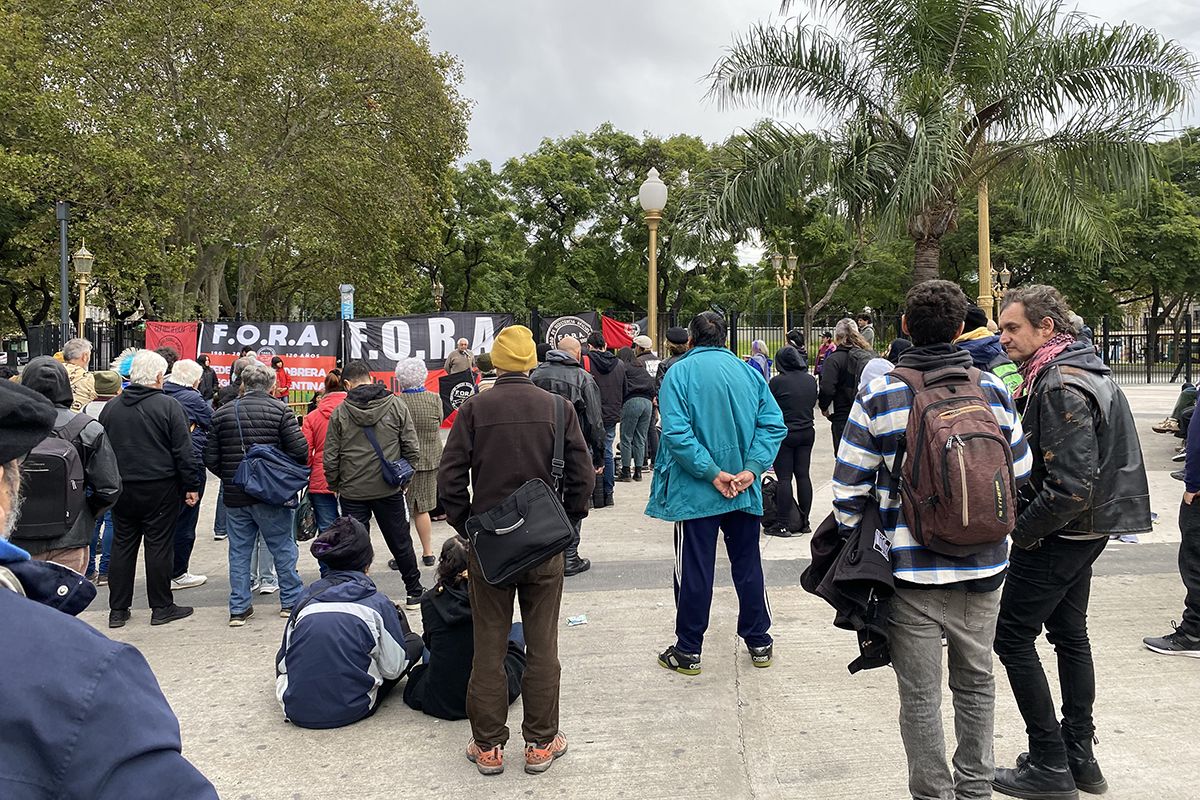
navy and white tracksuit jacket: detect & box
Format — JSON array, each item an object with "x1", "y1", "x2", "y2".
[{"x1": 275, "y1": 571, "x2": 423, "y2": 729}]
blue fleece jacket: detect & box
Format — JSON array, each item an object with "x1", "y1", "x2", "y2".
[
  {"x1": 645, "y1": 346, "x2": 786, "y2": 522},
  {"x1": 164, "y1": 381, "x2": 213, "y2": 483},
  {"x1": 275, "y1": 571, "x2": 421, "y2": 729},
  {"x1": 0, "y1": 539, "x2": 216, "y2": 799}
]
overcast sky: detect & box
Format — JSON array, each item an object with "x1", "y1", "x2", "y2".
[{"x1": 419, "y1": 0, "x2": 1200, "y2": 165}]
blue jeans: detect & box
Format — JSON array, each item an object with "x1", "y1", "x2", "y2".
[
  {"x1": 214, "y1": 484, "x2": 227, "y2": 535},
  {"x1": 225, "y1": 504, "x2": 302, "y2": 614},
  {"x1": 309, "y1": 492, "x2": 340, "y2": 531},
  {"x1": 89, "y1": 510, "x2": 114, "y2": 577},
  {"x1": 603, "y1": 425, "x2": 616, "y2": 494},
  {"x1": 250, "y1": 534, "x2": 278, "y2": 588}
]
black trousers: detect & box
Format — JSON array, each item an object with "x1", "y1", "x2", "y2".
[
  {"x1": 341, "y1": 492, "x2": 421, "y2": 593},
  {"x1": 994, "y1": 536, "x2": 1108, "y2": 767},
  {"x1": 774, "y1": 429, "x2": 815, "y2": 530},
  {"x1": 830, "y1": 416, "x2": 848, "y2": 451},
  {"x1": 1178, "y1": 500, "x2": 1200, "y2": 638},
  {"x1": 109, "y1": 478, "x2": 183, "y2": 611}
]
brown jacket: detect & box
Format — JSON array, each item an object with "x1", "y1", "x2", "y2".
[
  {"x1": 437, "y1": 374, "x2": 594, "y2": 533},
  {"x1": 65, "y1": 362, "x2": 96, "y2": 412},
  {"x1": 443, "y1": 349, "x2": 475, "y2": 375}
]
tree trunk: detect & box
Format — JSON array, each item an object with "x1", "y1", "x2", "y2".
[{"x1": 912, "y1": 237, "x2": 942, "y2": 284}]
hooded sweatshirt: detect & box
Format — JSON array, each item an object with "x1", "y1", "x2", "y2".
[
  {"x1": 301, "y1": 391, "x2": 347, "y2": 493},
  {"x1": 768, "y1": 347, "x2": 817, "y2": 436},
  {"x1": 100, "y1": 384, "x2": 201, "y2": 490},
  {"x1": 956, "y1": 327, "x2": 1023, "y2": 396},
  {"x1": 14, "y1": 357, "x2": 122, "y2": 554},
  {"x1": 403, "y1": 580, "x2": 525, "y2": 720},
  {"x1": 323, "y1": 384, "x2": 421, "y2": 500},
  {"x1": 587, "y1": 348, "x2": 628, "y2": 426},
  {"x1": 163, "y1": 381, "x2": 212, "y2": 486},
  {"x1": 0, "y1": 540, "x2": 217, "y2": 798},
  {"x1": 275, "y1": 570, "x2": 422, "y2": 729}
]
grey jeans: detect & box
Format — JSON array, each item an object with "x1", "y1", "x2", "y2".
[{"x1": 889, "y1": 586, "x2": 1001, "y2": 800}]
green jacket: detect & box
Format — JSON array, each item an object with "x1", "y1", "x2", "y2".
[
  {"x1": 645, "y1": 346, "x2": 787, "y2": 522},
  {"x1": 324, "y1": 384, "x2": 421, "y2": 500}
]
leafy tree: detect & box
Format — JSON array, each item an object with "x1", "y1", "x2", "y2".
[{"x1": 704, "y1": 0, "x2": 1198, "y2": 283}]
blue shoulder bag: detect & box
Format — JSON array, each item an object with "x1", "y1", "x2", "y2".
[
  {"x1": 231, "y1": 399, "x2": 311, "y2": 507},
  {"x1": 363, "y1": 419, "x2": 415, "y2": 488}
]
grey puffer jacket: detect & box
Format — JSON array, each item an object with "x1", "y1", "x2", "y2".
[
  {"x1": 1014, "y1": 341, "x2": 1152, "y2": 545},
  {"x1": 205, "y1": 391, "x2": 307, "y2": 508},
  {"x1": 324, "y1": 384, "x2": 421, "y2": 501}
]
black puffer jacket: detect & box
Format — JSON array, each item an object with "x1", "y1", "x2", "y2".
[
  {"x1": 531, "y1": 351, "x2": 606, "y2": 467},
  {"x1": 586, "y1": 349, "x2": 627, "y2": 427},
  {"x1": 205, "y1": 390, "x2": 307, "y2": 508},
  {"x1": 1014, "y1": 341, "x2": 1152, "y2": 544}
]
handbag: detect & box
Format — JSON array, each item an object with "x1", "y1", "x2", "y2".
[
  {"x1": 230, "y1": 400, "x2": 311, "y2": 507},
  {"x1": 363, "y1": 423, "x2": 415, "y2": 488},
  {"x1": 465, "y1": 396, "x2": 575, "y2": 586},
  {"x1": 293, "y1": 489, "x2": 318, "y2": 541}
]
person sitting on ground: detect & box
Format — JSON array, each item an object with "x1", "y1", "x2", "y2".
[
  {"x1": 404, "y1": 536, "x2": 527, "y2": 721},
  {"x1": 14, "y1": 356, "x2": 122, "y2": 575},
  {"x1": 1154, "y1": 383, "x2": 1196, "y2": 435},
  {"x1": 276, "y1": 516, "x2": 423, "y2": 730},
  {"x1": 955, "y1": 305, "x2": 1023, "y2": 395},
  {"x1": 61, "y1": 337, "x2": 97, "y2": 411}
]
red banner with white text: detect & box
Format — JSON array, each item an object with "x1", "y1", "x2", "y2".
[{"x1": 145, "y1": 321, "x2": 199, "y2": 361}]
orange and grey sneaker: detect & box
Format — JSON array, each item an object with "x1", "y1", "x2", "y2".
[
  {"x1": 466, "y1": 739, "x2": 504, "y2": 776},
  {"x1": 524, "y1": 732, "x2": 568, "y2": 774}
]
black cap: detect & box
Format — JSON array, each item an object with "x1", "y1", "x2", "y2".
[
  {"x1": 0, "y1": 380, "x2": 57, "y2": 463},
  {"x1": 964, "y1": 306, "x2": 989, "y2": 332},
  {"x1": 310, "y1": 516, "x2": 374, "y2": 572},
  {"x1": 665, "y1": 327, "x2": 689, "y2": 345}
]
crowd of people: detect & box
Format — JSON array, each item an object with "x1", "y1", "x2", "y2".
[{"x1": 0, "y1": 279, "x2": 1194, "y2": 798}]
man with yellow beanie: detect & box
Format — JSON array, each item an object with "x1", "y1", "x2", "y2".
[{"x1": 438, "y1": 324, "x2": 594, "y2": 777}]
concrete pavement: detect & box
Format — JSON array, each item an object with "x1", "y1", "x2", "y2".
[{"x1": 79, "y1": 383, "x2": 1198, "y2": 799}]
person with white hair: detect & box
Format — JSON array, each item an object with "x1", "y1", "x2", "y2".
[
  {"x1": 444, "y1": 338, "x2": 475, "y2": 375},
  {"x1": 98, "y1": 350, "x2": 202, "y2": 628},
  {"x1": 164, "y1": 360, "x2": 212, "y2": 590},
  {"x1": 61, "y1": 336, "x2": 96, "y2": 411},
  {"x1": 395, "y1": 357, "x2": 443, "y2": 566}
]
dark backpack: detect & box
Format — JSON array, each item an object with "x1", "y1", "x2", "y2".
[
  {"x1": 839, "y1": 347, "x2": 872, "y2": 393},
  {"x1": 890, "y1": 365, "x2": 1017, "y2": 556},
  {"x1": 760, "y1": 474, "x2": 802, "y2": 532},
  {"x1": 14, "y1": 414, "x2": 92, "y2": 541}
]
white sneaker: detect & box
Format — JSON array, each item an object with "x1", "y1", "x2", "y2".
[
  {"x1": 171, "y1": 573, "x2": 208, "y2": 590},
  {"x1": 258, "y1": 583, "x2": 279, "y2": 595}
]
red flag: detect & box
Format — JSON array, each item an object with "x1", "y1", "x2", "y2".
[
  {"x1": 145, "y1": 321, "x2": 199, "y2": 361},
  {"x1": 601, "y1": 315, "x2": 637, "y2": 349}
]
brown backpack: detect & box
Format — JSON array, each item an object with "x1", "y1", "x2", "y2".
[{"x1": 890, "y1": 365, "x2": 1016, "y2": 556}]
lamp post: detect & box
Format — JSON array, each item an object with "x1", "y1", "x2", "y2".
[
  {"x1": 72, "y1": 241, "x2": 94, "y2": 336},
  {"x1": 56, "y1": 201, "x2": 70, "y2": 343},
  {"x1": 773, "y1": 248, "x2": 796, "y2": 329},
  {"x1": 992, "y1": 263, "x2": 1012, "y2": 320},
  {"x1": 431, "y1": 279, "x2": 445, "y2": 311},
  {"x1": 638, "y1": 168, "x2": 668, "y2": 346}
]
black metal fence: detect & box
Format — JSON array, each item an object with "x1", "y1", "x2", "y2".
[
  {"x1": 23, "y1": 321, "x2": 144, "y2": 371},
  {"x1": 1099, "y1": 313, "x2": 1194, "y2": 385},
  {"x1": 728, "y1": 310, "x2": 902, "y2": 364}
]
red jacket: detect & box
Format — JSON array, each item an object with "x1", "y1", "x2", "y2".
[
  {"x1": 301, "y1": 391, "x2": 347, "y2": 493},
  {"x1": 274, "y1": 366, "x2": 293, "y2": 398}
]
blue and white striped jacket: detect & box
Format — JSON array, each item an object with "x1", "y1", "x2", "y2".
[{"x1": 831, "y1": 346, "x2": 1032, "y2": 585}]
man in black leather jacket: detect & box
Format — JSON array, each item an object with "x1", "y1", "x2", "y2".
[{"x1": 992, "y1": 285, "x2": 1151, "y2": 800}]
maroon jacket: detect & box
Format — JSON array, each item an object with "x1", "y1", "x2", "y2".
[{"x1": 437, "y1": 374, "x2": 594, "y2": 534}]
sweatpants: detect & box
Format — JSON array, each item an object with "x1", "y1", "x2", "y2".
[{"x1": 672, "y1": 510, "x2": 772, "y2": 655}]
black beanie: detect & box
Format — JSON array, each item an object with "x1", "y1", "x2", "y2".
[
  {"x1": 310, "y1": 516, "x2": 373, "y2": 572},
  {"x1": 665, "y1": 327, "x2": 689, "y2": 345},
  {"x1": 964, "y1": 306, "x2": 989, "y2": 332},
  {"x1": 0, "y1": 380, "x2": 57, "y2": 463}
]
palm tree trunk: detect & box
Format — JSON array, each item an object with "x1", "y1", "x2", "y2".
[{"x1": 912, "y1": 238, "x2": 942, "y2": 284}]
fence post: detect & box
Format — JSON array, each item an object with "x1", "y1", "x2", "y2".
[
  {"x1": 530, "y1": 309, "x2": 541, "y2": 338},
  {"x1": 1101, "y1": 315, "x2": 1110, "y2": 367},
  {"x1": 729, "y1": 310, "x2": 740, "y2": 353},
  {"x1": 1188, "y1": 313, "x2": 1194, "y2": 386}
]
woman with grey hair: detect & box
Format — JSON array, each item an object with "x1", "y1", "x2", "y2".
[
  {"x1": 163, "y1": 360, "x2": 212, "y2": 590},
  {"x1": 395, "y1": 357, "x2": 442, "y2": 566},
  {"x1": 747, "y1": 339, "x2": 772, "y2": 381}
]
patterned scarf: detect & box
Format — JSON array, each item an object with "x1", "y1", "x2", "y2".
[{"x1": 1014, "y1": 332, "x2": 1075, "y2": 399}]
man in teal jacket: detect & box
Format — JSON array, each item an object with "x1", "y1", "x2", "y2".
[{"x1": 646, "y1": 312, "x2": 787, "y2": 675}]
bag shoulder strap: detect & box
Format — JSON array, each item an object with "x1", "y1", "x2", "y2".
[
  {"x1": 551, "y1": 395, "x2": 566, "y2": 493},
  {"x1": 362, "y1": 424, "x2": 389, "y2": 467},
  {"x1": 233, "y1": 399, "x2": 247, "y2": 455}
]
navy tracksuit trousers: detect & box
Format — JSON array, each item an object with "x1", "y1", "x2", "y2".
[{"x1": 673, "y1": 510, "x2": 773, "y2": 655}]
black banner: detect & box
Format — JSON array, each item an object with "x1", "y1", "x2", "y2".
[
  {"x1": 539, "y1": 312, "x2": 600, "y2": 347},
  {"x1": 343, "y1": 313, "x2": 514, "y2": 372},
  {"x1": 198, "y1": 321, "x2": 342, "y2": 391},
  {"x1": 439, "y1": 370, "x2": 478, "y2": 419}
]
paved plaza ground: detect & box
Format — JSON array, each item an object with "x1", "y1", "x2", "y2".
[{"x1": 81, "y1": 383, "x2": 1198, "y2": 799}]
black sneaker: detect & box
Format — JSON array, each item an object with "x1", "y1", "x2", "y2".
[
  {"x1": 748, "y1": 643, "x2": 773, "y2": 668},
  {"x1": 993, "y1": 757, "x2": 1078, "y2": 800},
  {"x1": 405, "y1": 587, "x2": 426, "y2": 609},
  {"x1": 658, "y1": 645, "x2": 701, "y2": 675},
  {"x1": 1144, "y1": 622, "x2": 1200, "y2": 658},
  {"x1": 214, "y1": 531, "x2": 227, "y2": 541},
  {"x1": 422, "y1": 555, "x2": 436, "y2": 567},
  {"x1": 763, "y1": 526, "x2": 795, "y2": 538},
  {"x1": 563, "y1": 556, "x2": 591, "y2": 577},
  {"x1": 1171, "y1": 469, "x2": 1186, "y2": 482},
  {"x1": 108, "y1": 609, "x2": 131, "y2": 629},
  {"x1": 603, "y1": 493, "x2": 615, "y2": 507},
  {"x1": 1172, "y1": 450, "x2": 1187, "y2": 463},
  {"x1": 229, "y1": 607, "x2": 254, "y2": 627},
  {"x1": 388, "y1": 559, "x2": 400, "y2": 571},
  {"x1": 151, "y1": 604, "x2": 194, "y2": 626}
]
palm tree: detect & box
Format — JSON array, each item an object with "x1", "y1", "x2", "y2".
[{"x1": 704, "y1": 0, "x2": 1198, "y2": 283}]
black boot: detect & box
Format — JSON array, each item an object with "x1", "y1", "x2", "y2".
[
  {"x1": 564, "y1": 555, "x2": 591, "y2": 576},
  {"x1": 604, "y1": 493, "x2": 615, "y2": 507},
  {"x1": 993, "y1": 757, "x2": 1079, "y2": 800},
  {"x1": 1065, "y1": 738, "x2": 1107, "y2": 795},
  {"x1": 616, "y1": 467, "x2": 631, "y2": 482},
  {"x1": 633, "y1": 467, "x2": 643, "y2": 482},
  {"x1": 591, "y1": 482, "x2": 606, "y2": 509}
]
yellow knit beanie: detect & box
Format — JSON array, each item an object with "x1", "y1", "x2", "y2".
[{"x1": 489, "y1": 325, "x2": 537, "y2": 373}]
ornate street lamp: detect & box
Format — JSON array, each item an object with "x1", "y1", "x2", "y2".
[
  {"x1": 638, "y1": 168, "x2": 668, "y2": 345},
  {"x1": 993, "y1": 262, "x2": 1012, "y2": 319},
  {"x1": 431, "y1": 279, "x2": 445, "y2": 310},
  {"x1": 72, "y1": 241, "x2": 94, "y2": 335}
]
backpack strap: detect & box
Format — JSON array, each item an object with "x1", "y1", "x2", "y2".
[
  {"x1": 884, "y1": 368, "x2": 924, "y2": 479},
  {"x1": 551, "y1": 395, "x2": 566, "y2": 496}
]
